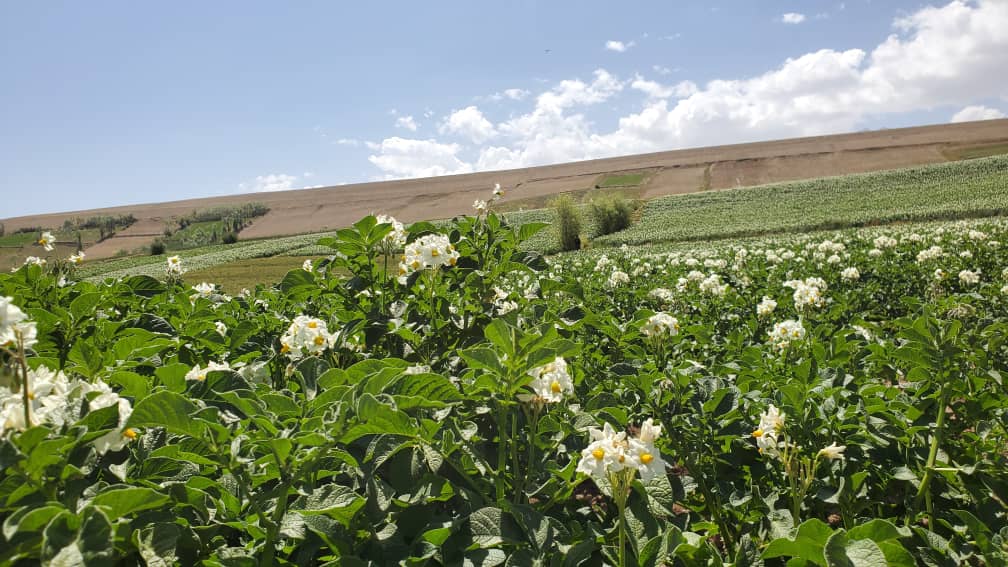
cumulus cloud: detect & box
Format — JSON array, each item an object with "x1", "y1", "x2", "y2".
[
  {"x1": 367, "y1": 137, "x2": 473, "y2": 178},
  {"x1": 439, "y1": 106, "x2": 497, "y2": 143},
  {"x1": 366, "y1": 1, "x2": 1008, "y2": 179},
  {"x1": 781, "y1": 13, "x2": 806, "y2": 24},
  {"x1": 395, "y1": 115, "x2": 418, "y2": 131},
  {"x1": 631, "y1": 76, "x2": 699, "y2": 100},
  {"x1": 950, "y1": 105, "x2": 1006, "y2": 122},
  {"x1": 605, "y1": 40, "x2": 635, "y2": 52},
  {"x1": 240, "y1": 173, "x2": 297, "y2": 193}
]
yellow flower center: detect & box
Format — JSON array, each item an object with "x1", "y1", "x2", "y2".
[
  {"x1": 449, "y1": 257, "x2": 457, "y2": 266},
  {"x1": 280, "y1": 343, "x2": 291, "y2": 353},
  {"x1": 313, "y1": 335, "x2": 325, "y2": 346},
  {"x1": 411, "y1": 260, "x2": 422, "y2": 269},
  {"x1": 641, "y1": 453, "x2": 653, "y2": 464},
  {"x1": 550, "y1": 380, "x2": 562, "y2": 393},
  {"x1": 431, "y1": 249, "x2": 439, "y2": 257},
  {"x1": 38, "y1": 239, "x2": 45, "y2": 245},
  {"x1": 618, "y1": 454, "x2": 625, "y2": 464},
  {"x1": 122, "y1": 428, "x2": 138, "y2": 440},
  {"x1": 592, "y1": 448, "x2": 605, "y2": 460},
  {"x1": 752, "y1": 429, "x2": 764, "y2": 438},
  {"x1": 197, "y1": 373, "x2": 206, "y2": 381}
]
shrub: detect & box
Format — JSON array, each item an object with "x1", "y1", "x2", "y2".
[
  {"x1": 552, "y1": 194, "x2": 581, "y2": 252},
  {"x1": 149, "y1": 240, "x2": 166, "y2": 255},
  {"x1": 589, "y1": 194, "x2": 634, "y2": 236},
  {"x1": 222, "y1": 232, "x2": 238, "y2": 244}
]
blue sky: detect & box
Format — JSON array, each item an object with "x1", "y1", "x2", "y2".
[{"x1": 2, "y1": 0, "x2": 1006, "y2": 218}]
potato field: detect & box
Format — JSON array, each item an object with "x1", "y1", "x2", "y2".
[{"x1": 1, "y1": 207, "x2": 1007, "y2": 565}]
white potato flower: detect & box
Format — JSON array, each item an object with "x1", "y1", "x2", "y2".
[
  {"x1": 166, "y1": 255, "x2": 185, "y2": 276},
  {"x1": 958, "y1": 269, "x2": 980, "y2": 285},
  {"x1": 68, "y1": 251, "x2": 85, "y2": 265},
  {"x1": 817, "y1": 442, "x2": 846, "y2": 461},
  {"x1": 756, "y1": 296, "x2": 777, "y2": 318},
  {"x1": 376, "y1": 214, "x2": 408, "y2": 248},
  {"x1": 185, "y1": 360, "x2": 232, "y2": 381},
  {"x1": 280, "y1": 315, "x2": 335, "y2": 359},
  {"x1": 841, "y1": 267, "x2": 860, "y2": 281},
  {"x1": 38, "y1": 231, "x2": 55, "y2": 251},
  {"x1": 769, "y1": 319, "x2": 805, "y2": 351},
  {"x1": 641, "y1": 313, "x2": 679, "y2": 338},
  {"x1": 524, "y1": 357, "x2": 574, "y2": 404}
]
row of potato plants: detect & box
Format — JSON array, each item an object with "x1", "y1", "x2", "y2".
[{"x1": 1, "y1": 204, "x2": 1007, "y2": 565}]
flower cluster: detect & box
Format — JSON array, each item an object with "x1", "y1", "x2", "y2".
[
  {"x1": 280, "y1": 315, "x2": 335, "y2": 359},
  {"x1": 397, "y1": 233, "x2": 459, "y2": 283},
  {"x1": 0, "y1": 297, "x2": 37, "y2": 350},
  {"x1": 522, "y1": 356, "x2": 574, "y2": 404},
  {"x1": 768, "y1": 319, "x2": 805, "y2": 351},
  {"x1": 577, "y1": 419, "x2": 666, "y2": 482},
  {"x1": 166, "y1": 255, "x2": 185, "y2": 277},
  {"x1": 376, "y1": 214, "x2": 408, "y2": 248},
  {"x1": 751, "y1": 405, "x2": 786, "y2": 459},
  {"x1": 640, "y1": 312, "x2": 679, "y2": 338},
  {"x1": 784, "y1": 277, "x2": 826, "y2": 310},
  {"x1": 0, "y1": 368, "x2": 136, "y2": 455},
  {"x1": 756, "y1": 296, "x2": 777, "y2": 318}
]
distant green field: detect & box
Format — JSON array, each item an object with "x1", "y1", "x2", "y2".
[
  {"x1": 598, "y1": 172, "x2": 646, "y2": 187},
  {"x1": 595, "y1": 155, "x2": 1008, "y2": 247},
  {"x1": 76, "y1": 155, "x2": 1008, "y2": 280}
]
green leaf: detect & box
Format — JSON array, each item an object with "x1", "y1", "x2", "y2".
[
  {"x1": 484, "y1": 319, "x2": 515, "y2": 357},
  {"x1": 91, "y1": 487, "x2": 171, "y2": 520},
  {"x1": 126, "y1": 390, "x2": 207, "y2": 439},
  {"x1": 846, "y1": 520, "x2": 906, "y2": 543},
  {"x1": 134, "y1": 522, "x2": 182, "y2": 567},
  {"x1": 280, "y1": 269, "x2": 316, "y2": 295},
  {"x1": 3, "y1": 504, "x2": 65, "y2": 539},
  {"x1": 122, "y1": 275, "x2": 165, "y2": 297},
  {"x1": 763, "y1": 518, "x2": 832, "y2": 566},
  {"x1": 824, "y1": 532, "x2": 887, "y2": 567},
  {"x1": 295, "y1": 484, "x2": 365, "y2": 528}
]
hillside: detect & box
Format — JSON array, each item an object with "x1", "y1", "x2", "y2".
[{"x1": 3, "y1": 118, "x2": 1007, "y2": 261}]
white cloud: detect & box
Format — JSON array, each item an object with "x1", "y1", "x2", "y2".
[
  {"x1": 503, "y1": 88, "x2": 529, "y2": 100},
  {"x1": 950, "y1": 105, "x2": 1006, "y2": 122},
  {"x1": 652, "y1": 65, "x2": 676, "y2": 75},
  {"x1": 631, "y1": 76, "x2": 698, "y2": 99},
  {"x1": 366, "y1": 1, "x2": 1008, "y2": 179},
  {"x1": 781, "y1": 13, "x2": 806, "y2": 24},
  {"x1": 439, "y1": 106, "x2": 497, "y2": 143},
  {"x1": 240, "y1": 173, "x2": 298, "y2": 193},
  {"x1": 367, "y1": 137, "x2": 473, "y2": 178},
  {"x1": 605, "y1": 40, "x2": 635, "y2": 52},
  {"x1": 395, "y1": 115, "x2": 418, "y2": 131},
  {"x1": 335, "y1": 138, "x2": 362, "y2": 146},
  {"x1": 303, "y1": 171, "x2": 314, "y2": 178}
]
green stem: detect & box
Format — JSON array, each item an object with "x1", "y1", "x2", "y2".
[
  {"x1": 496, "y1": 402, "x2": 508, "y2": 504},
  {"x1": 16, "y1": 330, "x2": 30, "y2": 428},
  {"x1": 511, "y1": 410, "x2": 522, "y2": 504},
  {"x1": 915, "y1": 381, "x2": 952, "y2": 523}
]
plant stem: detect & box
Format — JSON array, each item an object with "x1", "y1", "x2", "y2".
[
  {"x1": 496, "y1": 402, "x2": 508, "y2": 503},
  {"x1": 915, "y1": 381, "x2": 952, "y2": 523},
  {"x1": 16, "y1": 330, "x2": 30, "y2": 428}
]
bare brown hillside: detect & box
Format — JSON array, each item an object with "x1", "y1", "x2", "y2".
[{"x1": 3, "y1": 119, "x2": 1007, "y2": 260}]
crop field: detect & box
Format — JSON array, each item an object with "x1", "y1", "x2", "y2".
[
  {"x1": 2, "y1": 196, "x2": 1007, "y2": 564},
  {"x1": 597, "y1": 155, "x2": 1008, "y2": 247}
]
